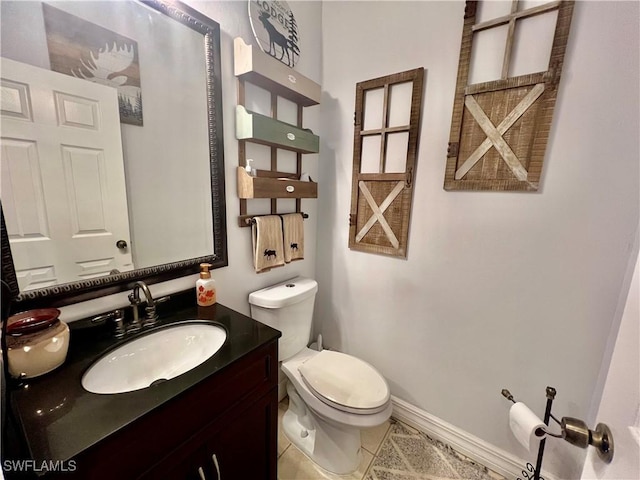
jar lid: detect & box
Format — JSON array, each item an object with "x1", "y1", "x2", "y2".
[
  {"x1": 7, "y1": 320, "x2": 67, "y2": 349},
  {"x1": 7, "y1": 308, "x2": 61, "y2": 336}
]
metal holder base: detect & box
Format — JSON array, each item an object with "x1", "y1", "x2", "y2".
[
  {"x1": 593, "y1": 423, "x2": 614, "y2": 463},
  {"x1": 503, "y1": 387, "x2": 615, "y2": 480}
]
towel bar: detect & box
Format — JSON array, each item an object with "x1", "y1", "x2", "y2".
[{"x1": 240, "y1": 212, "x2": 309, "y2": 227}]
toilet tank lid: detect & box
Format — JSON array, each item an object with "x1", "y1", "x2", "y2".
[{"x1": 248, "y1": 277, "x2": 318, "y2": 308}]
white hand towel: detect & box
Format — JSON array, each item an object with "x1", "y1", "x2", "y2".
[
  {"x1": 281, "y1": 213, "x2": 304, "y2": 263},
  {"x1": 251, "y1": 215, "x2": 285, "y2": 273}
]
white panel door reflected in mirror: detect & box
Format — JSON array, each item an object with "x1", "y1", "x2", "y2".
[{"x1": 1, "y1": 59, "x2": 134, "y2": 291}]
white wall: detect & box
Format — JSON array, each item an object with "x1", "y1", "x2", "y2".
[{"x1": 317, "y1": 2, "x2": 639, "y2": 479}]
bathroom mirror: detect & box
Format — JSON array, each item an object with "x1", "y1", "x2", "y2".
[{"x1": 0, "y1": 0, "x2": 227, "y2": 310}]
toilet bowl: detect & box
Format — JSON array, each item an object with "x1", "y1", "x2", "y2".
[
  {"x1": 281, "y1": 347, "x2": 392, "y2": 474},
  {"x1": 249, "y1": 277, "x2": 392, "y2": 474},
  {"x1": 284, "y1": 348, "x2": 391, "y2": 418}
]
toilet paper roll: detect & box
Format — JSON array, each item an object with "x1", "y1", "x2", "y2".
[{"x1": 509, "y1": 402, "x2": 548, "y2": 451}]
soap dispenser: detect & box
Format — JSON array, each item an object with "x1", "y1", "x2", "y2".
[
  {"x1": 245, "y1": 158, "x2": 256, "y2": 176},
  {"x1": 196, "y1": 263, "x2": 216, "y2": 306}
]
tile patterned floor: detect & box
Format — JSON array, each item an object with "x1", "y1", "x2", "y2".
[{"x1": 277, "y1": 399, "x2": 506, "y2": 480}]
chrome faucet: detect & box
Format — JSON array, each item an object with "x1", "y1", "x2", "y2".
[{"x1": 128, "y1": 281, "x2": 158, "y2": 330}]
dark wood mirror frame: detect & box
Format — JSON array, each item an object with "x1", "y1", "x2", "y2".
[{"x1": 1, "y1": 0, "x2": 227, "y2": 312}]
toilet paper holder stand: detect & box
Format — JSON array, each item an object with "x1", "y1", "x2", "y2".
[{"x1": 502, "y1": 386, "x2": 614, "y2": 480}]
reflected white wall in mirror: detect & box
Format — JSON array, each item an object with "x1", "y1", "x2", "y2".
[{"x1": 1, "y1": 0, "x2": 213, "y2": 291}]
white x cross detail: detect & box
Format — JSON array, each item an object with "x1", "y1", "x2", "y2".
[
  {"x1": 455, "y1": 83, "x2": 545, "y2": 181},
  {"x1": 355, "y1": 181, "x2": 405, "y2": 249}
]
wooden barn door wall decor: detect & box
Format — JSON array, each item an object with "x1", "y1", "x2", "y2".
[
  {"x1": 445, "y1": 0, "x2": 574, "y2": 191},
  {"x1": 348, "y1": 68, "x2": 424, "y2": 258}
]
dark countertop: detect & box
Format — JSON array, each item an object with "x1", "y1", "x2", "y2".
[{"x1": 9, "y1": 293, "x2": 281, "y2": 465}]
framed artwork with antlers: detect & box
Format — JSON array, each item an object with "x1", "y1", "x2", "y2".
[{"x1": 43, "y1": 3, "x2": 144, "y2": 126}]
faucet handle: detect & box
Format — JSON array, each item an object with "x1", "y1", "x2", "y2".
[
  {"x1": 128, "y1": 292, "x2": 141, "y2": 305},
  {"x1": 141, "y1": 295, "x2": 169, "y2": 329},
  {"x1": 142, "y1": 307, "x2": 158, "y2": 328},
  {"x1": 126, "y1": 302, "x2": 142, "y2": 334},
  {"x1": 155, "y1": 295, "x2": 171, "y2": 304},
  {"x1": 90, "y1": 311, "x2": 115, "y2": 325},
  {"x1": 142, "y1": 297, "x2": 165, "y2": 327},
  {"x1": 112, "y1": 309, "x2": 126, "y2": 338},
  {"x1": 91, "y1": 309, "x2": 126, "y2": 338}
]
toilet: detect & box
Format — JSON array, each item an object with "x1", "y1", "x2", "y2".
[{"x1": 249, "y1": 277, "x2": 392, "y2": 474}]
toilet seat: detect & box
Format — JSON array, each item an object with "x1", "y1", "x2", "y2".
[{"x1": 298, "y1": 350, "x2": 390, "y2": 414}]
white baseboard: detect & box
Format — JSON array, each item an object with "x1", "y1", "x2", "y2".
[{"x1": 391, "y1": 395, "x2": 557, "y2": 480}]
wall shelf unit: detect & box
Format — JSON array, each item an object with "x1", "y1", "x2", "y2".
[{"x1": 234, "y1": 36, "x2": 320, "y2": 228}]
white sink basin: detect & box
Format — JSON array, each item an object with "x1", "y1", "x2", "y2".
[{"x1": 82, "y1": 322, "x2": 226, "y2": 394}]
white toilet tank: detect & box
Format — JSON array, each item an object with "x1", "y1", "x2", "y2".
[{"x1": 249, "y1": 277, "x2": 318, "y2": 361}]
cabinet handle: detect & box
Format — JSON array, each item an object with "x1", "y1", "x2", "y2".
[
  {"x1": 197, "y1": 466, "x2": 207, "y2": 480},
  {"x1": 212, "y1": 453, "x2": 221, "y2": 480}
]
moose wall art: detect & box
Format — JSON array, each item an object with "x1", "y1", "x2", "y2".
[
  {"x1": 43, "y1": 3, "x2": 144, "y2": 126},
  {"x1": 249, "y1": 0, "x2": 300, "y2": 67}
]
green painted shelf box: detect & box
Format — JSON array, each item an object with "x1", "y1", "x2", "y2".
[{"x1": 235, "y1": 105, "x2": 320, "y2": 154}]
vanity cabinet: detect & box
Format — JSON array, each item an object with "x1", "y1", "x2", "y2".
[{"x1": 50, "y1": 340, "x2": 278, "y2": 480}]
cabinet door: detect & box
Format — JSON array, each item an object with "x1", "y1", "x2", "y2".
[
  {"x1": 205, "y1": 390, "x2": 278, "y2": 480},
  {"x1": 141, "y1": 390, "x2": 278, "y2": 480},
  {"x1": 163, "y1": 458, "x2": 211, "y2": 480},
  {"x1": 140, "y1": 444, "x2": 213, "y2": 480}
]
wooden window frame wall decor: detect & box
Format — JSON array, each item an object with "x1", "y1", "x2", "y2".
[
  {"x1": 445, "y1": 0, "x2": 574, "y2": 191},
  {"x1": 348, "y1": 68, "x2": 424, "y2": 258}
]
